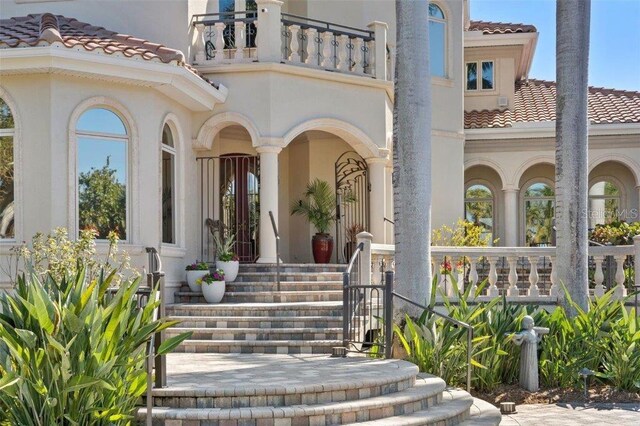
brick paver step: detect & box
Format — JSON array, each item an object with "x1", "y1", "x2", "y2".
[
  {"x1": 458, "y1": 397, "x2": 502, "y2": 426},
  {"x1": 239, "y1": 263, "x2": 345, "y2": 273},
  {"x1": 355, "y1": 388, "x2": 473, "y2": 425},
  {"x1": 176, "y1": 290, "x2": 343, "y2": 304},
  {"x1": 224, "y1": 281, "x2": 343, "y2": 292},
  {"x1": 234, "y1": 271, "x2": 343, "y2": 282},
  {"x1": 173, "y1": 339, "x2": 343, "y2": 354},
  {"x1": 167, "y1": 315, "x2": 343, "y2": 329},
  {"x1": 167, "y1": 326, "x2": 342, "y2": 341},
  {"x1": 166, "y1": 302, "x2": 343, "y2": 318},
  {"x1": 140, "y1": 374, "x2": 446, "y2": 425}
]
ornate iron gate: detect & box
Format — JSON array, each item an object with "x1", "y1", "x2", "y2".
[
  {"x1": 197, "y1": 155, "x2": 260, "y2": 263},
  {"x1": 335, "y1": 151, "x2": 370, "y2": 263}
]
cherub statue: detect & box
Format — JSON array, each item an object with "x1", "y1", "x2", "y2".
[{"x1": 509, "y1": 315, "x2": 549, "y2": 392}]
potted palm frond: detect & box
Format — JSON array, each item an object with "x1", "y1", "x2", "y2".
[
  {"x1": 291, "y1": 179, "x2": 341, "y2": 263},
  {"x1": 344, "y1": 223, "x2": 365, "y2": 261},
  {"x1": 214, "y1": 231, "x2": 240, "y2": 282}
]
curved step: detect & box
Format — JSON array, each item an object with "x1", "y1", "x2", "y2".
[
  {"x1": 458, "y1": 397, "x2": 501, "y2": 426},
  {"x1": 173, "y1": 339, "x2": 343, "y2": 354},
  {"x1": 176, "y1": 290, "x2": 343, "y2": 304},
  {"x1": 234, "y1": 271, "x2": 343, "y2": 282},
  {"x1": 225, "y1": 281, "x2": 343, "y2": 292},
  {"x1": 167, "y1": 326, "x2": 342, "y2": 341},
  {"x1": 352, "y1": 388, "x2": 473, "y2": 425},
  {"x1": 141, "y1": 374, "x2": 446, "y2": 424},
  {"x1": 167, "y1": 315, "x2": 342, "y2": 329}
]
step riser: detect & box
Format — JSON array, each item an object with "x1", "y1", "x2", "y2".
[
  {"x1": 168, "y1": 330, "x2": 342, "y2": 341},
  {"x1": 179, "y1": 283, "x2": 343, "y2": 293},
  {"x1": 154, "y1": 377, "x2": 416, "y2": 409},
  {"x1": 239, "y1": 264, "x2": 345, "y2": 273},
  {"x1": 171, "y1": 319, "x2": 343, "y2": 328},
  {"x1": 146, "y1": 393, "x2": 442, "y2": 425},
  {"x1": 234, "y1": 273, "x2": 343, "y2": 282},
  {"x1": 176, "y1": 293, "x2": 343, "y2": 304},
  {"x1": 166, "y1": 308, "x2": 343, "y2": 317},
  {"x1": 173, "y1": 343, "x2": 337, "y2": 355}
]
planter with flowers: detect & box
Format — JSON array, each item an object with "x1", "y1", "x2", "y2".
[
  {"x1": 185, "y1": 262, "x2": 209, "y2": 293},
  {"x1": 198, "y1": 269, "x2": 226, "y2": 303},
  {"x1": 214, "y1": 231, "x2": 240, "y2": 282}
]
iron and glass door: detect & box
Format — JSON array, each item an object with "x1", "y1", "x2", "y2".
[
  {"x1": 197, "y1": 154, "x2": 260, "y2": 263},
  {"x1": 335, "y1": 151, "x2": 370, "y2": 263}
]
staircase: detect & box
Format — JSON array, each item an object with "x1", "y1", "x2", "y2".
[{"x1": 143, "y1": 263, "x2": 501, "y2": 425}]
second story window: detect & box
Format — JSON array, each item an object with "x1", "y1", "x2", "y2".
[
  {"x1": 429, "y1": 4, "x2": 446, "y2": 78},
  {"x1": 466, "y1": 60, "x2": 494, "y2": 91}
]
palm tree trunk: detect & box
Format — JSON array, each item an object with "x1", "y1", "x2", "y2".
[
  {"x1": 393, "y1": 0, "x2": 431, "y2": 317},
  {"x1": 555, "y1": 0, "x2": 591, "y2": 315}
]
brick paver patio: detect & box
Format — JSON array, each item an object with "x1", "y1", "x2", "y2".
[{"x1": 500, "y1": 403, "x2": 640, "y2": 425}]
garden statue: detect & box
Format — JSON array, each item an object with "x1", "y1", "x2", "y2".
[{"x1": 508, "y1": 315, "x2": 549, "y2": 392}]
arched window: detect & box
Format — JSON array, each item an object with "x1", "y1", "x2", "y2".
[
  {"x1": 465, "y1": 184, "x2": 494, "y2": 245},
  {"x1": 589, "y1": 180, "x2": 620, "y2": 227},
  {"x1": 162, "y1": 124, "x2": 176, "y2": 244},
  {"x1": 429, "y1": 3, "x2": 446, "y2": 78},
  {"x1": 524, "y1": 183, "x2": 555, "y2": 246},
  {"x1": 0, "y1": 97, "x2": 15, "y2": 239},
  {"x1": 76, "y1": 108, "x2": 128, "y2": 240}
]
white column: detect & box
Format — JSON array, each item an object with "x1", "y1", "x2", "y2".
[
  {"x1": 366, "y1": 21, "x2": 388, "y2": 80},
  {"x1": 503, "y1": 187, "x2": 519, "y2": 246},
  {"x1": 256, "y1": 145, "x2": 282, "y2": 263},
  {"x1": 366, "y1": 157, "x2": 386, "y2": 244},
  {"x1": 194, "y1": 23, "x2": 206, "y2": 63},
  {"x1": 256, "y1": 0, "x2": 283, "y2": 62}
]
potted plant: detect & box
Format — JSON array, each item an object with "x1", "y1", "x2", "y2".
[
  {"x1": 185, "y1": 261, "x2": 209, "y2": 293},
  {"x1": 198, "y1": 269, "x2": 226, "y2": 303},
  {"x1": 344, "y1": 223, "x2": 365, "y2": 262},
  {"x1": 214, "y1": 231, "x2": 240, "y2": 282},
  {"x1": 291, "y1": 179, "x2": 347, "y2": 263}
]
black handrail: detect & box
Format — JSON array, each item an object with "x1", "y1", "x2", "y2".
[
  {"x1": 281, "y1": 13, "x2": 374, "y2": 40},
  {"x1": 268, "y1": 211, "x2": 280, "y2": 292},
  {"x1": 391, "y1": 283, "x2": 473, "y2": 393}
]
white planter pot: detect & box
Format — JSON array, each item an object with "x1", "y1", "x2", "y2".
[
  {"x1": 202, "y1": 280, "x2": 226, "y2": 303},
  {"x1": 216, "y1": 260, "x2": 240, "y2": 282},
  {"x1": 186, "y1": 270, "x2": 209, "y2": 293}
]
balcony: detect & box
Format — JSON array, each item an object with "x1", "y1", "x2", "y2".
[{"x1": 192, "y1": 6, "x2": 389, "y2": 80}]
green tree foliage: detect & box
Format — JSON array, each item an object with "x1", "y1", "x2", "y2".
[{"x1": 78, "y1": 162, "x2": 126, "y2": 240}]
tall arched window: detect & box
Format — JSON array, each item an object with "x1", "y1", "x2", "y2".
[
  {"x1": 524, "y1": 183, "x2": 555, "y2": 246},
  {"x1": 429, "y1": 3, "x2": 446, "y2": 78},
  {"x1": 465, "y1": 184, "x2": 494, "y2": 244},
  {"x1": 162, "y1": 124, "x2": 176, "y2": 244},
  {"x1": 589, "y1": 180, "x2": 620, "y2": 227},
  {"x1": 0, "y1": 97, "x2": 15, "y2": 239},
  {"x1": 76, "y1": 108, "x2": 128, "y2": 239}
]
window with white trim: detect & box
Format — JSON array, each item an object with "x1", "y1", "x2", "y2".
[
  {"x1": 0, "y1": 97, "x2": 15, "y2": 239},
  {"x1": 162, "y1": 124, "x2": 176, "y2": 244},
  {"x1": 466, "y1": 60, "x2": 494, "y2": 90},
  {"x1": 429, "y1": 4, "x2": 446, "y2": 78},
  {"x1": 76, "y1": 108, "x2": 128, "y2": 239}
]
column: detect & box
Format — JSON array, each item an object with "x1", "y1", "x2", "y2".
[
  {"x1": 256, "y1": 145, "x2": 282, "y2": 263},
  {"x1": 366, "y1": 21, "x2": 388, "y2": 80},
  {"x1": 366, "y1": 157, "x2": 387, "y2": 244},
  {"x1": 503, "y1": 187, "x2": 519, "y2": 247},
  {"x1": 256, "y1": 0, "x2": 283, "y2": 63}
]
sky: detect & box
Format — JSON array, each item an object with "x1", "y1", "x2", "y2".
[{"x1": 470, "y1": 0, "x2": 640, "y2": 91}]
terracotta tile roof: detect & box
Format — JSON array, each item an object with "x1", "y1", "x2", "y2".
[
  {"x1": 468, "y1": 20, "x2": 537, "y2": 35},
  {"x1": 0, "y1": 13, "x2": 188, "y2": 64},
  {"x1": 465, "y1": 79, "x2": 640, "y2": 129}
]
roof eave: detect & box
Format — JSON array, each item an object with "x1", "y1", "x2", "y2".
[
  {"x1": 464, "y1": 31, "x2": 539, "y2": 79},
  {"x1": 0, "y1": 46, "x2": 227, "y2": 111},
  {"x1": 465, "y1": 121, "x2": 640, "y2": 140}
]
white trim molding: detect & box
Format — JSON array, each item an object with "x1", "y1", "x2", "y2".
[
  {"x1": 194, "y1": 112, "x2": 262, "y2": 150},
  {"x1": 0, "y1": 86, "x2": 23, "y2": 244}
]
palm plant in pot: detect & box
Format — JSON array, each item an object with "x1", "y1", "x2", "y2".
[
  {"x1": 185, "y1": 261, "x2": 209, "y2": 292},
  {"x1": 291, "y1": 179, "x2": 343, "y2": 263},
  {"x1": 197, "y1": 269, "x2": 226, "y2": 303},
  {"x1": 214, "y1": 231, "x2": 240, "y2": 282}
]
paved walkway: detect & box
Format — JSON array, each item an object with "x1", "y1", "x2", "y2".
[{"x1": 500, "y1": 403, "x2": 640, "y2": 425}]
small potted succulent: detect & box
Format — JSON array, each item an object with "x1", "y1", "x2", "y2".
[
  {"x1": 214, "y1": 231, "x2": 240, "y2": 282},
  {"x1": 198, "y1": 269, "x2": 226, "y2": 303},
  {"x1": 185, "y1": 261, "x2": 209, "y2": 293}
]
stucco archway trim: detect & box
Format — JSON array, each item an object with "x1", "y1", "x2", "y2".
[
  {"x1": 68, "y1": 96, "x2": 140, "y2": 243},
  {"x1": 194, "y1": 112, "x2": 261, "y2": 150},
  {"x1": 160, "y1": 113, "x2": 186, "y2": 250},
  {"x1": 513, "y1": 155, "x2": 555, "y2": 188},
  {"x1": 589, "y1": 154, "x2": 640, "y2": 187},
  {"x1": 282, "y1": 118, "x2": 381, "y2": 159},
  {"x1": 0, "y1": 86, "x2": 23, "y2": 242},
  {"x1": 464, "y1": 158, "x2": 508, "y2": 189}
]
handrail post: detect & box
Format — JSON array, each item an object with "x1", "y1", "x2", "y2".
[
  {"x1": 269, "y1": 211, "x2": 280, "y2": 292},
  {"x1": 357, "y1": 232, "x2": 373, "y2": 287},
  {"x1": 342, "y1": 271, "x2": 350, "y2": 351},
  {"x1": 384, "y1": 270, "x2": 394, "y2": 359},
  {"x1": 153, "y1": 271, "x2": 166, "y2": 388},
  {"x1": 256, "y1": 0, "x2": 283, "y2": 62},
  {"x1": 467, "y1": 326, "x2": 472, "y2": 393}
]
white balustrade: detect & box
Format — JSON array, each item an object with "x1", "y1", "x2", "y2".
[
  {"x1": 234, "y1": 21, "x2": 246, "y2": 60},
  {"x1": 527, "y1": 256, "x2": 540, "y2": 297},
  {"x1": 593, "y1": 255, "x2": 605, "y2": 297},
  {"x1": 506, "y1": 256, "x2": 518, "y2": 296},
  {"x1": 288, "y1": 24, "x2": 301, "y2": 62},
  {"x1": 213, "y1": 22, "x2": 226, "y2": 63},
  {"x1": 352, "y1": 37, "x2": 364, "y2": 73},
  {"x1": 305, "y1": 28, "x2": 318, "y2": 65},
  {"x1": 194, "y1": 23, "x2": 206, "y2": 63},
  {"x1": 321, "y1": 31, "x2": 334, "y2": 68},
  {"x1": 336, "y1": 34, "x2": 349, "y2": 71}
]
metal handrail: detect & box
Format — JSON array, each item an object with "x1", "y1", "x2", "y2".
[
  {"x1": 281, "y1": 13, "x2": 374, "y2": 40},
  {"x1": 391, "y1": 287, "x2": 473, "y2": 393},
  {"x1": 345, "y1": 242, "x2": 364, "y2": 274},
  {"x1": 144, "y1": 247, "x2": 165, "y2": 425},
  {"x1": 268, "y1": 211, "x2": 280, "y2": 292},
  {"x1": 192, "y1": 11, "x2": 258, "y2": 26}
]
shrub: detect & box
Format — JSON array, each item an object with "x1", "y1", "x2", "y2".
[
  {"x1": 185, "y1": 261, "x2": 209, "y2": 271},
  {"x1": 0, "y1": 229, "x2": 190, "y2": 425},
  {"x1": 589, "y1": 221, "x2": 640, "y2": 245},
  {"x1": 431, "y1": 219, "x2": 495, "y2": 247}
]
